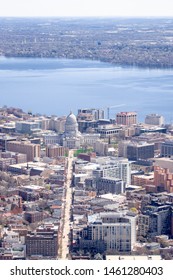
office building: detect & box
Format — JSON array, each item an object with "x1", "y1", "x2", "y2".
[
  {"x1": 96, "y1": 177, "x2": 125, "y2": 195},
  {"x1": 95, "y1": 124, "x2": 122, "y2": 138},
  {"x1": 15, "y1": 121, "x2": 41, "y2": 134},
  {"x1": 127, "y1": 142, "x2": 154, "y2": 161},
  {"x1": 145, "y1": 114, "x2": 164, "y2": 126},
  {"x1": 161, "y1": 141, "x2": 173, "y2": 157},
  {"x1": 0, "y1": 157, "x2": 16, "y2": 170}
]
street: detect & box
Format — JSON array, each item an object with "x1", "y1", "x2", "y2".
[{"x1": 58, "y1": 150, "x2": 73, "y2": 259}]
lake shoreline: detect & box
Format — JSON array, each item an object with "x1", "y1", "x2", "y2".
[{"x1": 2, "y1": 55, "x2": 173, "y2": 71}]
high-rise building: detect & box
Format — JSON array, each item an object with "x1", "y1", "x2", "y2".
[
  {"x1": 78, "y1": 108, "x2": 104, "y2": 120},
  {"x1": 87, "y1": 212, "x2": 137, "y2": 252},
  {"x1": 93, "y1": 157, "x2": 131, "y2": 185},
  {"x1": 116, "y1": 112, "x2": 137, "y2": 126}
]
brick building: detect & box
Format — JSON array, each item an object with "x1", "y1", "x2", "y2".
[
  {"x1": 46, "y1": 144, "x2": 67, "y2": 158},
  {"x1": 26, "y1": 224, "x2": 58, "y2": 257},
  {"x1": 116, "y1": 112, "x2": 137, "y2": 126},
  {"x1": 154, "y1": 166, "x2": 173, "y2": 193},
  {"x1": 7, "y1": 141, "x2": 40, "y2": 162}
]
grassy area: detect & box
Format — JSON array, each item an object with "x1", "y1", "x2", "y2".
[{"x1": 74, "y1": 148, "x2": 93, "y2": 157}]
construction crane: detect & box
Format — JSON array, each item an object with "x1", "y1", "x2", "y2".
[{"x1": 101, "y1": 104, "x2": 125, "y2": 119}]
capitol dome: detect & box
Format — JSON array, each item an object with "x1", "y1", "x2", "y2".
[
  {"x1": 64, "y1": 111, "x2": 81, "y2": 138},
  {"x1": 66, "y1": 112, "x2": 77, "y2": 126}
]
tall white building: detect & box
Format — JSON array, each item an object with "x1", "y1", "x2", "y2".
[
  {"x1": 93, "y1": 157, "x2": 131, "y2": 185},
  {"x1": 88, "y1": 212, "x2": 137, "y2": 252}
]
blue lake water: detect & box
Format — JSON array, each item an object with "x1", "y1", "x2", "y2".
[{"x1": 0, "y1": 57, "x2": 173, "y2": 122}]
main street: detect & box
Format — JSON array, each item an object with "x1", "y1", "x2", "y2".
[{"x1": 58, "y1": 149, "x2": 73, "y2": 259}]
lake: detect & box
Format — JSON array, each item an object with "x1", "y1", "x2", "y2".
[{"x1": 0, "y1": 57, "x2": 173, "y2": 122}]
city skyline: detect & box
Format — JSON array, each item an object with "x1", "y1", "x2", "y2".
[
  {"x1": 1, "y1": 1, "x2": 173, "y2": 264},
  {"x1": 0, "y1": 0, "x2": 173, "y2": 17}
]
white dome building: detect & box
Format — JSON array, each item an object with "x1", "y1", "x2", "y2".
[
  {"x1": 63, "y1": 112, "x2": 82, "y2": 149},
  {"x1": 64, "y1": 112, "x2": 81, "y2": 138}
]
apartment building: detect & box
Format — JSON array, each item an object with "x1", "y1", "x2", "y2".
[
  {"x1": 7, "y1": 141, "x2": 40, "y2": 162},
  {"x1": 93, "y1": 158, "x2": 131, "y2": 185},
  {"x1": 87, "y1": 212, "x2": 137, "y2": 253},
  {"x1": 46, "y1": 144, "x2": 66, "y2": 158},
  {"x1": 116, "y1": 112, "x2": 137, "y2": 126},
  {"x1": 26, "y1": 224, "x2": 58, "y2": 257}
]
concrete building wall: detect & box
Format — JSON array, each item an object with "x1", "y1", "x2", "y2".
[{"x1": 145, "y1": 114, "x2": 164, "y2": 126}]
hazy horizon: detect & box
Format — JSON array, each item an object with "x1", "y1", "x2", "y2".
[{"x1": 0, "y1": 0, "x2": 173, "y2": 18}]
